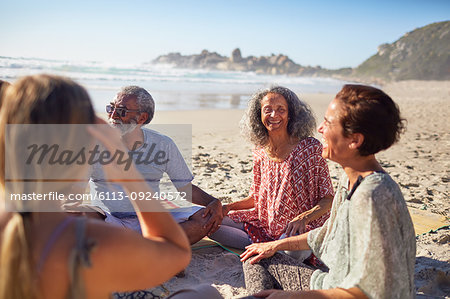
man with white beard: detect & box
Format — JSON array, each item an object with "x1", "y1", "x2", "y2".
[{"x1": 87, "y1": 86, "x2": 223, "y2": 244}]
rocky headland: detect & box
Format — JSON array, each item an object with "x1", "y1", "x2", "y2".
[
  {"x1": 151, "y1": 21, "x2": 449, "y2": 83},
  {"x1": 152, "y1": 48, "x2": 351, "y2": 78},
  {"x1": 354, "y1": 21, "x2": 450, "y2": 82}
]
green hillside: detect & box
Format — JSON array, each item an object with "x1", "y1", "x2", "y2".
[{"x1": 354, "y1": 21, "x2": 450, "y2": 81}]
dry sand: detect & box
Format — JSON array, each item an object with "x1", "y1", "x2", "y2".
[{"x1": 151, "y1": 81, "x2": 449, "y2": 298}]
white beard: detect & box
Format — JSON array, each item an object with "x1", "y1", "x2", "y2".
[{"x1": 109, "y1": 118, "x2": 139, "y2": 136}]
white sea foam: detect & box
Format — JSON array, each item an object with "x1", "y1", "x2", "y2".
[{"x1": 0, "y1": 56, "x2": 351, "y2": 111}]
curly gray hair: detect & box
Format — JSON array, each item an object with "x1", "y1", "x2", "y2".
[
  {"x1": 117, "y1": 86, "x2": 155, "y2": 124},
  {"x1": 241, "y1": 86, "x2": 316, "y2": 146}
]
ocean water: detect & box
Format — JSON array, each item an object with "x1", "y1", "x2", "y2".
[{"x1": 0, "y1": 56, "x2": 349, "y2": 112}]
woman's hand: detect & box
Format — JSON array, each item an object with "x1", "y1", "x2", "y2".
[
  {"x1": 255, "y1": 288, "x2": 369, "y2": 299},
  {"x1": 254, "y1": 289, "x2": 303, "y2": 298},
  {"x1": 240, "y1": 241, "x2": 278, "y2": 264},
  {"x1": 284, "y1": 196, "x2": 333, "y2": 237},
  {"x1": 222, "y1": 204, "x2": 231, "y2": 216},
  {"x1": 87, "y1": 118, "x2": 166, "y2": 214},
  {"x1": 284, "y1": 215, "x2": 308, "y2": 237},
  {"x1": 86, "y1": 117, "x2": 138, "y2": 180}
]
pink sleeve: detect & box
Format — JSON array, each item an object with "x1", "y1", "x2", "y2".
[{"x1": 249, "y1": 149, "x2": 261, "y2": 199}]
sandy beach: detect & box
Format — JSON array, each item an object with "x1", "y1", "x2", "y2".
[{"x1": 149, "y1": 80, "x2": 449, "y2": 298}]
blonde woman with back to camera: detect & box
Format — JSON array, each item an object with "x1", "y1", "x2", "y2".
[{"x1": 0, "y1": 74, "x2": 220, "y2": 299}]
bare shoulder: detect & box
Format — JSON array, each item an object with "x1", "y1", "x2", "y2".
[
  {"x1": 82, "y1": 218, "x2": 188, "y2": 294},
  {"x1": 83, "y1": 218, "x2": 160, "y2": 267}
]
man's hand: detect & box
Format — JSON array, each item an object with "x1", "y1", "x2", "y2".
[
  {"x1": 240, "y1": 241, "x2": 278, "y2": 264},
  {"x1": 202, "y1": 199, "x2": 223, "y2": 235}
]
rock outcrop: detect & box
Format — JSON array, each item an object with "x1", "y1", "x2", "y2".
[
  {"x1": 151, "y1": 21, "x2": 450, "y2": 82},
  {"x1": 152, "y1": 48, "x2": 340, "y2": 77},
  {"x1": 354, "y1": 21, "x2": 450, "y2": 81}
]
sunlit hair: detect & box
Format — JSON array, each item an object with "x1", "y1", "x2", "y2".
[
  {"x1": 0, "y1": 80, "x2": 11, "y2": 111},
  {"x1": 0, "y1": 74, "x2": 95, "y2": 299},
  {"x1": 240, "y1": 86, "x2": 316, "y2": 147},
  {"x1": 0, "y1": 74, "x2": 95, "y2": 191},
  {"x1": 335, "y1": 84, "x2": 406, "y2": 156},
  {"x1": 116, "y1": 86, "x2": 155, "y2": 124}
]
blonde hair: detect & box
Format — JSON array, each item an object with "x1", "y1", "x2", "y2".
[
  {"x1": 0, "y1": 214, "x2": 34, "y2": 299},
  {"x1": 0, "y1": 74, "x2": 95, "y2": 299},
  {"x1": 0, "y1": 80, "x2": 11, "y2": 110}
]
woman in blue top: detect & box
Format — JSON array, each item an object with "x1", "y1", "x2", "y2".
[{"x1": 240, "y1": 84, "x2": 416, "y2": 299}]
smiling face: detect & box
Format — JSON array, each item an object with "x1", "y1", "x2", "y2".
[
  {"x1": 260, "y1": 93, "x2": 289, "y2": 134},
  {"x1": 317, "y1": 98, "x2": 353, "y2": 163},
  {"x1": 108, "y1": 94, "x2": 143, "y2": 135}
]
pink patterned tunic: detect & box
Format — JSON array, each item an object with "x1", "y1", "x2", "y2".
[{"x1": 229, "y1": 137, "x2": 334, "y2": 243}]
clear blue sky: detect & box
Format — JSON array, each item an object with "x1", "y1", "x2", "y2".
[{"x1": 1, "y1": 0, "x2": 449, "y2": 69}]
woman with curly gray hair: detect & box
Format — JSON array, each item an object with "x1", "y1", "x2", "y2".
[
  {"x1": 240, "y1": 84, "x2": 414, "y2": 298},
  {"x1": 210, "y1": 86, "x2": 334, "y2": 263}
]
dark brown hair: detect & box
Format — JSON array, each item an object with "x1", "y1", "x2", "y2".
[{"x1": 335, "y1": 84, "x2": 406, "y2": 156}]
